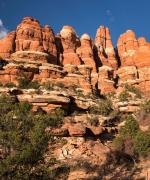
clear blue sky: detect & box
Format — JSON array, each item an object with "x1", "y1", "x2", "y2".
[{"x1": 0, "y1": 0, "x2": 150, "y2": 45}]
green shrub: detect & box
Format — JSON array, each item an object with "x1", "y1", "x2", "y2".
[
  {"x1": 0, "y1": 95, "x2": 64, "y2": 179},
  {"x1": 113, "y1": 136, "x2": 124, "y2": 151},
  {"x1": 89, "y1": 98, "x2": 113, "y2": 116},
  {"x1": 18, "y1": 78, "x2": 40, "y2": 89},
  {"x1": 119, "y1": 115, "x2": 139, "y2": 138},
  {"x1": 140, "y1": 99, "x2": 150, "y2": 113},
  {"x1": 106, "y1": 92, "x2": 115, "y2": 98},
  {"x1": 119, "y1": 90, "x2": 129, "y2": 102},
  {"x1": 125, "y1": 84, "x2": 142, "y2": 98},
  {"x1": 4, "y1": 82, "x2": 16, "y2": 88},
  {"x1": 28, "y1": 80, "x2": 40, "y2": 89},
  {"x1": 18, "y1": 77, "x2": 30, "y2": 89},
  {"x1": 134, "y1": 131, "x2": 150, "y2": 156},
  {"x1": 113, "y1": 115, "x2": 150, "y2": 158},
  {"x1": 48, "y1": 108, "x2": 65, "y2": 127}
]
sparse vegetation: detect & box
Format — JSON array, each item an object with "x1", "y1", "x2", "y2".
[
  {"x1": 0, "y1": 94, "x2": 64, "y2": 179},
  {"x1": 89, "y1": 98, "x2": 113, "y2": 116},
  {"x1": 140, "y1": 99, "x2": 150, "y2": 113},
  {"x1": 119, "y1": 90, "x2": 129, "y2": 102},
  {"x1": 0, "y1": 82, "x2": 16, "y2": 88},
  {"x1": 55, "y1": 82, "x2": 65, "y2": 88},
  {"x1": 18, "y1": 77, "x2": 40, "y2": 89},
  {"x1": 113, "y1": 115, "x2": 150, "y2": 158},
  {"x1": 4, "y1": 82, "x2": 16, "y2": 88},
  {"x1": 88, "y1": 116, "x2": 99, "y2": 126},
  {"x1": 43, "y1": 81, "x2": 55, "y2": 91},
  {"x1": 43, "y1": 81, "x2": 65, "y2": 91},
  {"x1": 69, "y1": 84, "x2": 80, "y2": 92},
  {"x1": 125, "y1": 84, "x2": 142, "y2": 99}
]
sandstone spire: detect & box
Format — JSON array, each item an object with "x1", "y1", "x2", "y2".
[
  {"x1": 95, "y1": 26, "x2": 117, "y2": 69},
  {"x1": 59, "y1": 26, "x2": 81, "y2": 66},
  {"x1": 77, "y1": 33, "x2": 97, "y2": 72}
]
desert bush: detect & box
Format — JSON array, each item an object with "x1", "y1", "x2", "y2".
[
  {"x1": 113, "y1": 136, "x2": 124, "y2": 151},
  {"x1": 3, "y1": 82, "x2": 16, "y2": 88},
  {"x1": 76, "y1": 89, "x2": 85, "y2": 97},
  {"x1": 30, "y1": 80, "x2": 40, "y2": 89},
  {"x1": 89, "y1": 98, "x2": 113, "y2": 116},
  {"x1": 119, "y1": 90, "x2": 129, "y2": 102},
  {"x1": 18, "y1": 78, "x2": 40, "y2": 89},
  {"x1": 140, "y1": 99, "x2": 150, "y2": 113},
  {"x1": 134, "y1": 130, "x2": 150, "y2": 156},
  {"x1": 18, "y1": 77, "x2": 30, "y2": 88},
  {"x1": 113, "y1": 115, "x2": 150, "y2": 158},
  {"x1": 119, "y1": 115, "x2": 139, "y2": 138},
  {"x1": 0, "y1": 94, "x2": 64, "y2": 179},
  {"x1": 125, "y1": 84, "x2": 142, "y2": 99},
  {"x1": 48, "y1": 108, "x2": 65, "y2": 127}
]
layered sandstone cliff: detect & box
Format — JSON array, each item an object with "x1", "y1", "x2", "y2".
[{"x1": 0, "y1": 16, "x2": 150, "y2": 96}]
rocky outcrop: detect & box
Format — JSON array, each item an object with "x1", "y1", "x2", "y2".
[
  {"x1": 1, "y1": 16, "x2": 150, "y2": 96},
  {"x1": 0, "y1": 31, "x2": 16, "y2": 58},
  {"x1": 98, "y1": 66, "x2": 115, "y2": 94},
  {"x1": 58, "y1": 26, "x2": 81, "y2": 66},
  {"x1": 117, "y1": 30, "x2": 150, "y2": 96},
  {"x1": 15, "y1": 17, "x2": 57, "y2": 64},
  {"x1": 95, "y1": 26, "x2": 118, "y2": 69},
  {"x1": 77, "y1": 34, "x2": 97, "y2": 72}
]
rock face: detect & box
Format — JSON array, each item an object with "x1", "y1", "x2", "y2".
[
  {"x1": 98, "y1": 66, "x2": 115, "y2": 94},
  {"x1": 1, "y1": 16, "x2": 150, "y2": 96},
  {"x1": 58, "y1": 26, "x2": 81, "y2": 66},
  {"x1": 77, "y1": 34, "x2": 97, "y2": 72},
  {"x1": 95, "y1": 26, "x2": 118, "y2": 69},
  {"x1": 15, "y1": 17, "x2": 57, "y2": 64},
  {"x1": 0, "y1": 31, "x2": 16, "y2": 58},
  {"x1": 117, "y1": 30, "x2": 150, "y2": 96}
]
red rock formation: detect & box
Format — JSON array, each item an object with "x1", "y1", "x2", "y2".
[
  {"x1": 117, "y1": 30, "x2": 150, "y2": 96},
  {"x1": 15, "y1": 17, "x2": 57, "y2": 64},
  {"x1": 117, "y1": 30, "x2": 138, "y2": 67},
  {"x1": 59, "y1": 26, "x2": 81, "y2": 66},
  {"x1": 77, "y1": 34, "x2": 97, "y2": 72},
  {"x1": 0, "y1": 31, "x2": 16, "y2": 58},
  {"x1": 95, "y1": 26, "x2": 117, "y2": 69},
  {"x1": 1, "y1": 16, "x2": 150, "y2": 96},
  {"x1": 98, "y1": 66, "x2": 115, "y2": 94},
  {"x1": 15, "y1": 17, "x2": 44, "y2": 52},
  {"x1": 42, "y1": 25, "x2": 57, "y2": 63}
]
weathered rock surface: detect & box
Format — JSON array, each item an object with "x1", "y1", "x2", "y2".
[
  {"x1": 77, "y1": 34, "x2": 97, "y2": 72},
  {"x1": 117, "y1": 30, "x2": 150, "y2": 96},
  {"x1": 1, "y1": 16, "x2": 150, "y2": 96},
  {"x1": 58, "y1": 26, "x2": 81, "y2": 66},
  {"x1": 0, "y1": 31, "x2": 16, "y2": 58},
  {"x1": 95, "y1": 26, "x2": 118, "y2": 69}
]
